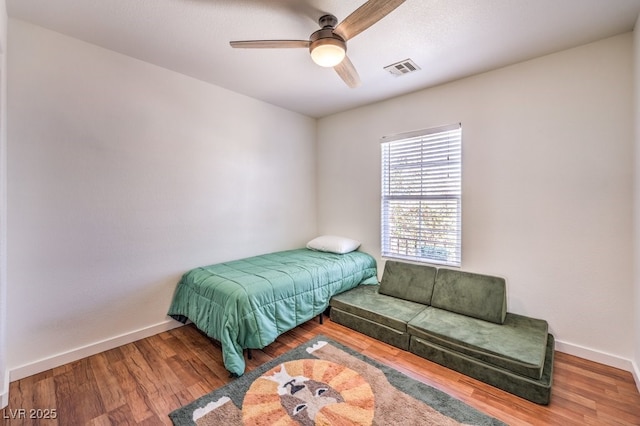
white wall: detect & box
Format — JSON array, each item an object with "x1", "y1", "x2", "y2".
[
  {"x1": 318, "y1": 34, "x2": 635, "y2": 369},
  {"x1": 633, "y1": 14, "x2": 640, "y2": 388},
  {"x1": 0, "y1": 0, "x2": 7, "y2": 410},
  {"x1": 6, "y1": 19, "x2": 317, "y2": 379}
]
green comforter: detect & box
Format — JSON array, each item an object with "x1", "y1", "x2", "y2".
[{"x1": 167, "y1": 248, "x2": 377, "y2": 376}]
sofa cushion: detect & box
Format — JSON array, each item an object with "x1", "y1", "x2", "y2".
[
  {"x1": 409, "y1": 334, "x2": 554, "y2": 405},
  {"x1": 329, "y1": 285, "x2": 426, "y2": 332},
  {"x1": 408, "y1": 307, "x2": 548, "y2": 379},
  {"x1": 330, "y1": 309, "x2": 411, "y2": 350},
  {"x1": 378, "y1": 261, "x2": 437, "y2": 305},
  {"x1": 431, "y1": 269, "x2": 507, "y2": 324}
]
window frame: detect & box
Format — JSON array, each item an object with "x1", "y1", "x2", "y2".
[{"x1": 380, "y1": 123, "x2": 462, "y2": 267}]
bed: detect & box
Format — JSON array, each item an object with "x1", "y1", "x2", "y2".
[{"x1": 167, "y1": 245, "x2": 377, "y2": 376}]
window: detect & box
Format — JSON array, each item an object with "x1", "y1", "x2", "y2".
[{"x1": 381, "y1": 123, "x2": 462, "y2": 267}]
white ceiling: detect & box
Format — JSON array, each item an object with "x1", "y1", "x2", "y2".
[{"x1": 6, "y1": 0, "x2": 640, "y2": 118}]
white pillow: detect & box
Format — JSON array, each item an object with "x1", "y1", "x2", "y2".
[{"x1": 306, "y1": 235, "x2": 361, "y2": 254}]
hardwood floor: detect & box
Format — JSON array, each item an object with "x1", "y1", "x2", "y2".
[{"x1": 2, "y1": 318, "x2": 639, "y2": 425}]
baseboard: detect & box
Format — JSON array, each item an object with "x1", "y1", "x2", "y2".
[
  {"x1": 6, "y1": 324, "x2": 640, "y2": 393},
  {"x1": 9, "y1": 319, "x2": 184, "y2": 382},
  {"x1": 1, "y1": 369, "x2": 8, "y2": 409},
  {"x1": 632, "y1": 359, "x2": 640, "y2": 394},
  {"x1": 554, "y1": 339, "x2": 635, "y2": 372}
]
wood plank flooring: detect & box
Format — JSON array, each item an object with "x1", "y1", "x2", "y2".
[{"x1": 2, "y1": 317, "x2": 639, "y2": 425}]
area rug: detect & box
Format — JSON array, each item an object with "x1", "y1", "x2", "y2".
[{"x1": 169, "y1": 336, "x2": 506, "y2": 425}]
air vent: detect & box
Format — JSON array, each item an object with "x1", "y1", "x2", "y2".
[{"x1": 384, "y1": 59, "x2": 421, "y2": 76}]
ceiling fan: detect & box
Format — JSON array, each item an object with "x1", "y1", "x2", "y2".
[{"x1": 229, "y1": 0, "x2": 406, "y2": 88}]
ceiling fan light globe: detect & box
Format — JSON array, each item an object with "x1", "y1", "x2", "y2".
[{"x1": 310, "y1": 40, "x2": 346, "y2": 67}]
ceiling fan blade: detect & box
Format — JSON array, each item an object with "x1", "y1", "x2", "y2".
[
  {"x1": 334, "y1": 0, "x2": 405, "y2": 41},
  {"x1": 334, "y1": 56, "x2": 361, "y2": 88},
  {"x1": 230, "y1": 40, "x2": 310, "y2": 49}
]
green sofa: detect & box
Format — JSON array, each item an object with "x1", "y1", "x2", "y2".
[{"x1": 329, "y1": 260, "x2": 554, "y2": 405}]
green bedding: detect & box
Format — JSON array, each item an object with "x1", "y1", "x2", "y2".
[{"x1": 167, "y1": 248, "x2": 377, "y2": 376}]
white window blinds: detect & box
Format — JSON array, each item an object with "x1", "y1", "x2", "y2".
[{"x1": 381, "y1": 123, "x2": 462, "y2": 267}]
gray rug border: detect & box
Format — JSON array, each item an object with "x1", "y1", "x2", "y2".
[{"x1": 169, "y1": 335, "x2": 506, "y2": 425}]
